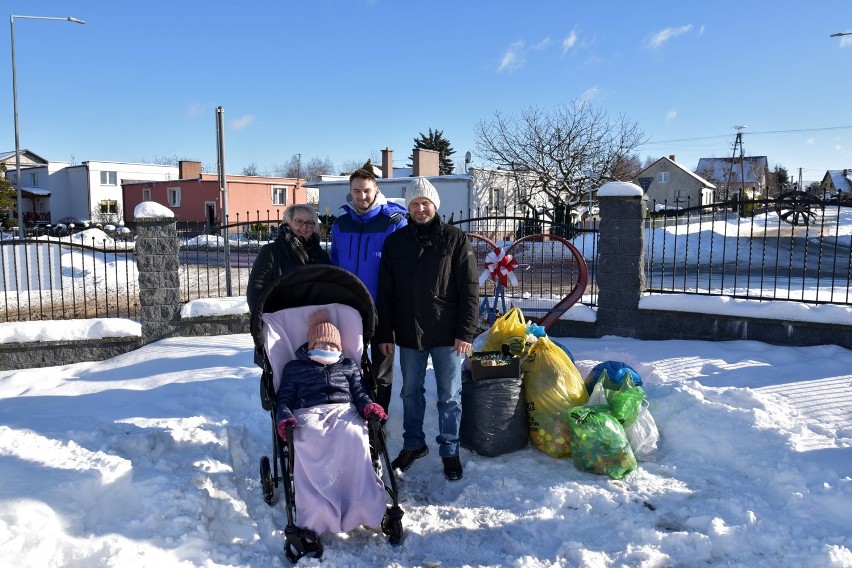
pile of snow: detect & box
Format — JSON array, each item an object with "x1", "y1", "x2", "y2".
[{"x1": 0, "y1": 333, "x2": 849, "y2": 567}]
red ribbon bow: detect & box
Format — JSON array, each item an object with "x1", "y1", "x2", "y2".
[{"x1": 479, "y1": 247, "x2": 519, "y2": 287}]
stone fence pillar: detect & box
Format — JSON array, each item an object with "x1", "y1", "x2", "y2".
[
  {"x1": 135, "y1": 216, "x2": 181, "y2": 342},
  {"x1": 595, "y1": 182, "x2": 646, "y2": 338}
]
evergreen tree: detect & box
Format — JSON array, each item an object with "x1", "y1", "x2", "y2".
[
  {"x1": 408, "y1": 128, "x2": 456, "y2": 175},
  {"x1": 0, "y1": 164, "x2": 17, "y2": 215}
]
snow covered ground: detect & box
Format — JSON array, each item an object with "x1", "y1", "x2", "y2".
[{"x1": 1, "y1": 332, "x2": 850, "y2": 567}]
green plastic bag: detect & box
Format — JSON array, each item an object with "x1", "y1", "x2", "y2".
[
  {"x1": 567, "y1": 405, "x2": 637, "y2": 480},
  {"x1": 600, "y1": 370, "x2": 647, "y2": 427},
  {"x1": 608, "y1": 385, "x2": 646, "y2": 427}
]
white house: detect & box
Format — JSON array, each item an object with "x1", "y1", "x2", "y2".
[
  {"x1": 308, "y1": 148, "x2": 527, "y2": 229},
  {"x1": 7, "y1": 159, "x2": 179, "y2": 224}
]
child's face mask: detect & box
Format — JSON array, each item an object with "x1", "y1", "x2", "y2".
[{"x1": 308, "y1": 348, "x2": 342, "y2": 365}]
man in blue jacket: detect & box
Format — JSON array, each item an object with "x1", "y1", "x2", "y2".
[{"x1": 330, "y1": 168, "x2": 407, "y2": 414}]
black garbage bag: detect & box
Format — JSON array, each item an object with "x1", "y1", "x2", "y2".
[{"x1": 460, "y1": 369, "x2": 528, "y2": 457}]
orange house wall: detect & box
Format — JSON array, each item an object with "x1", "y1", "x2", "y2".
[{"x1": 123, "y1": 176, "x2": 307, "y2": 224}]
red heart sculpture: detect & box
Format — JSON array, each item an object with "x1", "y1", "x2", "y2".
[{"x1": 467, "y1": 233, "x2": 588, "y2": 331}]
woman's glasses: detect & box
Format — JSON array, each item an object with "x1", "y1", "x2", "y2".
[{"x1": 292, "y1": 219, "x2": 315, "y2": 228}]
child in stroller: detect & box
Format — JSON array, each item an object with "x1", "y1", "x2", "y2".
[
  {"x1": 274, "y1": 309, "x2": 388, "y2": 534},
  {"x1": 254, "y1": 265, "x2": 404, "y2": 563}
]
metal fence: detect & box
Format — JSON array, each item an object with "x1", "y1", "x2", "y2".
[
  {"x1": 6, "y1": 193, "x2": 849, "y2": 324},
  {"x1": 0, "y1": 236, "x2": 138, "y2": 322},
  {"x1": 175, "y1": 207, "x2": 601, "y2": 310},
  {"x1": 646, "y1": 192, "x2": 852, "y2": 305}
]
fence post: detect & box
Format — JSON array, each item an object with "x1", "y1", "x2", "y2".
[
  {"x1": 595, "y1": 181, "x2": 646, "y2": 337},
  {"x1": 135, "y1": 215, "x2": 180, "y2": 343}
]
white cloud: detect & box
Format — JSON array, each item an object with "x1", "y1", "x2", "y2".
[
  {"x1": 230, "y1": 115, "x2": 255, "y2": 131},
  {"x1": 562, "y1": 28, "x2": 578, "y2": 54},
  {"x1": 841, "y1": 35, "x2": 852, "y2": 48},
  {"x1": 698, "y1": 24, "x2": 706, "y2": 35},
  {"x1": 499, "y1": 40, "x2": 526, "y2": 72},
  {"x1": 807, "y1": 138, "x2": 816, "y2": 145},
  {"x1": 646, "y1": 24, "x2": 693, "y2": 48},
  {"x1": 186, "y1": 103, "x2": 208, "y2": 118},
  {"x1": 579, "y1": 86, "x2": 599, "y2": 102},
  {"x1": 533, "y1": 37, "x2": 552, "y2": 50},
  {"x1": 666, "y1": 109, "x2": 677, "y2": 123}
]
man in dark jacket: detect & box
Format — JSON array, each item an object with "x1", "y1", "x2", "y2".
[
  {"x1": 247, "y1": 204, "x2": 330, "y2": 365},
  {"x1": 330, "y1": 168, "x2": 407, "y2": 413},
  {"x1": 376, "y1": 177, "x2": 479, "y2": 481}
]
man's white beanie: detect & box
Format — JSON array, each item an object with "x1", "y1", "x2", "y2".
[{"x1": 404, "y1": 177, "x2": 440, "y2": 211}]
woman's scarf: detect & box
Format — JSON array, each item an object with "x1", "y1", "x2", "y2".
[{"x1": 281, "y1": 224, "x2": 311, "y2": 265}]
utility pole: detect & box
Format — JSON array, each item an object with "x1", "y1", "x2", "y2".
[
  {"x1": 216, "y1": 106, "x2": 232, "y2": 296},
  {"x1": 727, "y1": 126, "x2": 747, "y2": 196}
]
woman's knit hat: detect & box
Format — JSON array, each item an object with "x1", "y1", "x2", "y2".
[
  {"x1": 404, "y1": 177, "x2": 441, "y2": 210},
  {"x1": 306, "y1": 309, "x2": 341, "y2": 351}
]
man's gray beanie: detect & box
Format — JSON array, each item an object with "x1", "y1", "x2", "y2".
[{"x1": 404, "y1": 177, "x2": 440, "y2": 211}]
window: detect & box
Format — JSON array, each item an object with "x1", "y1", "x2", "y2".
[
  {"x1": 489, "y1": 187, "x2": 503, "y2": 210},
  {"x1": 674, "y1": 190, "x2": 688, "y2": 205},
  {"x1": 99, "y1": 200, "x2": 118, "y2": 214},
  {"x1": 657, "y1": 172, "x2": 670, "y2": 183},
  {"x1": 100, "y1": 171, "x2": 118, "y2": 185},
  {"x1": 142, "y1": 188, "x2": 151, "y2": 202},
  {"x1": 29, "y1": 172, "x2": 38, "y2": 186},
  {"x1": 168, "y1": 187, "x2": 181, "y2": 207},
  {"x1": 272, "y1": 186, "x2": 287, "y2": 205}
]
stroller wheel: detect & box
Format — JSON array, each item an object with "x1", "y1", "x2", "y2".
[
  {"x1": 285, "y1": 527, "x2": 323, "y2": 563},
  {"x1": 260, "y1": 456, "x2": 276, "y2": 505},
  {"x1": 381, "y1": 505, "x2": 404, "y2": 545}
]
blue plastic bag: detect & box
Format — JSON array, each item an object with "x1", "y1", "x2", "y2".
[{"x1": 584, "y1": 361, "x2": 642, "y2": 395}]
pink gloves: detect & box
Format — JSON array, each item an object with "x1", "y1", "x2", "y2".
[
  {"x1": 362, "y1": 402, "x2": 387, "y2": 421},
  {"x1": 277, "y1": 418, "x2": 297, "y2": 441}
]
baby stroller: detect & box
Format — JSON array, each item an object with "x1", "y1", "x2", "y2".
[{"x1": 251, "y1": 264, "x2": 404, "y2": 563}]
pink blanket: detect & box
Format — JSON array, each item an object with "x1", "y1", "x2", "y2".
[{"x1": 292, "y1": 403, "x2": 386, "y2": 533}]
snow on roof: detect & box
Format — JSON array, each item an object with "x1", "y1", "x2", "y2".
[
  {"x1": 695, "y1": 156, "x2": 768, "y2": 183},
  {"x1": 826, "y1": 170, "x2": 852, "y2": 192}
]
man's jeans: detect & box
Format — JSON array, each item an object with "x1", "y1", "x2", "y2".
[{"x1": 398, "y1": 346, "x2": 462, "y2": 457}]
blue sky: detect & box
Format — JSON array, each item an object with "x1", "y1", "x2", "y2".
[{"x1": 3, "y1": 0, "x2": 852, "y2": 182}]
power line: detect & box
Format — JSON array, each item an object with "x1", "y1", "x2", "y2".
[{"x1": 642, "y1": 125, "x2": 852, "y2": 146}]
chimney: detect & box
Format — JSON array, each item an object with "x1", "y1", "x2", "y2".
[
  {"x1": 668, "y1": 155, "x2": 676, "y2": 162},
  {"x1": 412, "y1": 148, "x2": 440, "y2": 177},
  {"x1": 179, "y1": 160, "x2": 202, "y2": 179},
  {"x1": 382, "y1": 147, "x2": 393, "y2": 179}
]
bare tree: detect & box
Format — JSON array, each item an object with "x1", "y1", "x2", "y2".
[
  {"x1": 271, "y1": 154, "x2": 335, "y2": 181},
  {"x1": 90, "y1": 201, "x2": 123, "y2": 225},
  {"x1": 142, "y1": 154, "x2": 213, "y2": 173},
  {"x1": 338, "y1": 160, "x2": 364, "y2": 176},
  {"x1": 242, "y1": 162, "x2": 260, "y2": 176},
  {"x1": 474, "y1": 101, "x2": 647, "y2": 219}
]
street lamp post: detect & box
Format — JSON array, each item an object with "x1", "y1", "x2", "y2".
[{"x1": 10, "y1": 14, "x2": 85, "y2": 238}]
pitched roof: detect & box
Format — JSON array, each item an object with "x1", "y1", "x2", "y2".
[
  {"x1": 695, "y1": 156, "x2": 768, "y2": 184},
  {"x1": 638, "y1": 156, "x2": 716, "y2": 188},
  {"x1": 0, "y1": 149, "x2": 49, "y2": 164},
  {"x1": 825, "y1": 170, "x2": 852, "y2": 192}
]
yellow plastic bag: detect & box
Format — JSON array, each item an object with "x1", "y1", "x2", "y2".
[
  {"x1": 482, "y1": 306, "x2": 528, "y2": 355},
  {"x1": 522, "y1": 337, "x2": 589, "y2": 458}
]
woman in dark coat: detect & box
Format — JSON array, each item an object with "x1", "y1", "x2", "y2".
[
  {"x1": 248, "y1": 204, "x2": 330, "y2": 365},
  {"x1": 247, "y1": 203, "x2": 330, "y2": 318}
]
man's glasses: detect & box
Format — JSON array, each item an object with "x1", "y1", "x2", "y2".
[{"x1": 292, "y1": 219, "x2": 315, "y2": 228}]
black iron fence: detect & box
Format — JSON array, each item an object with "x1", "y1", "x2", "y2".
[
  {"x1": 646, "y1": 192, "x2": 852, "y2": 305},
  {"x1": 5, "y1": 193, "x2": 850, "y2": 324},
  {"x1": 0, "y1": 237, "x2": 138, "y2": 323},
  {"x1": 175, "y1": 208, "x2": 600, "y2": 310}
]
